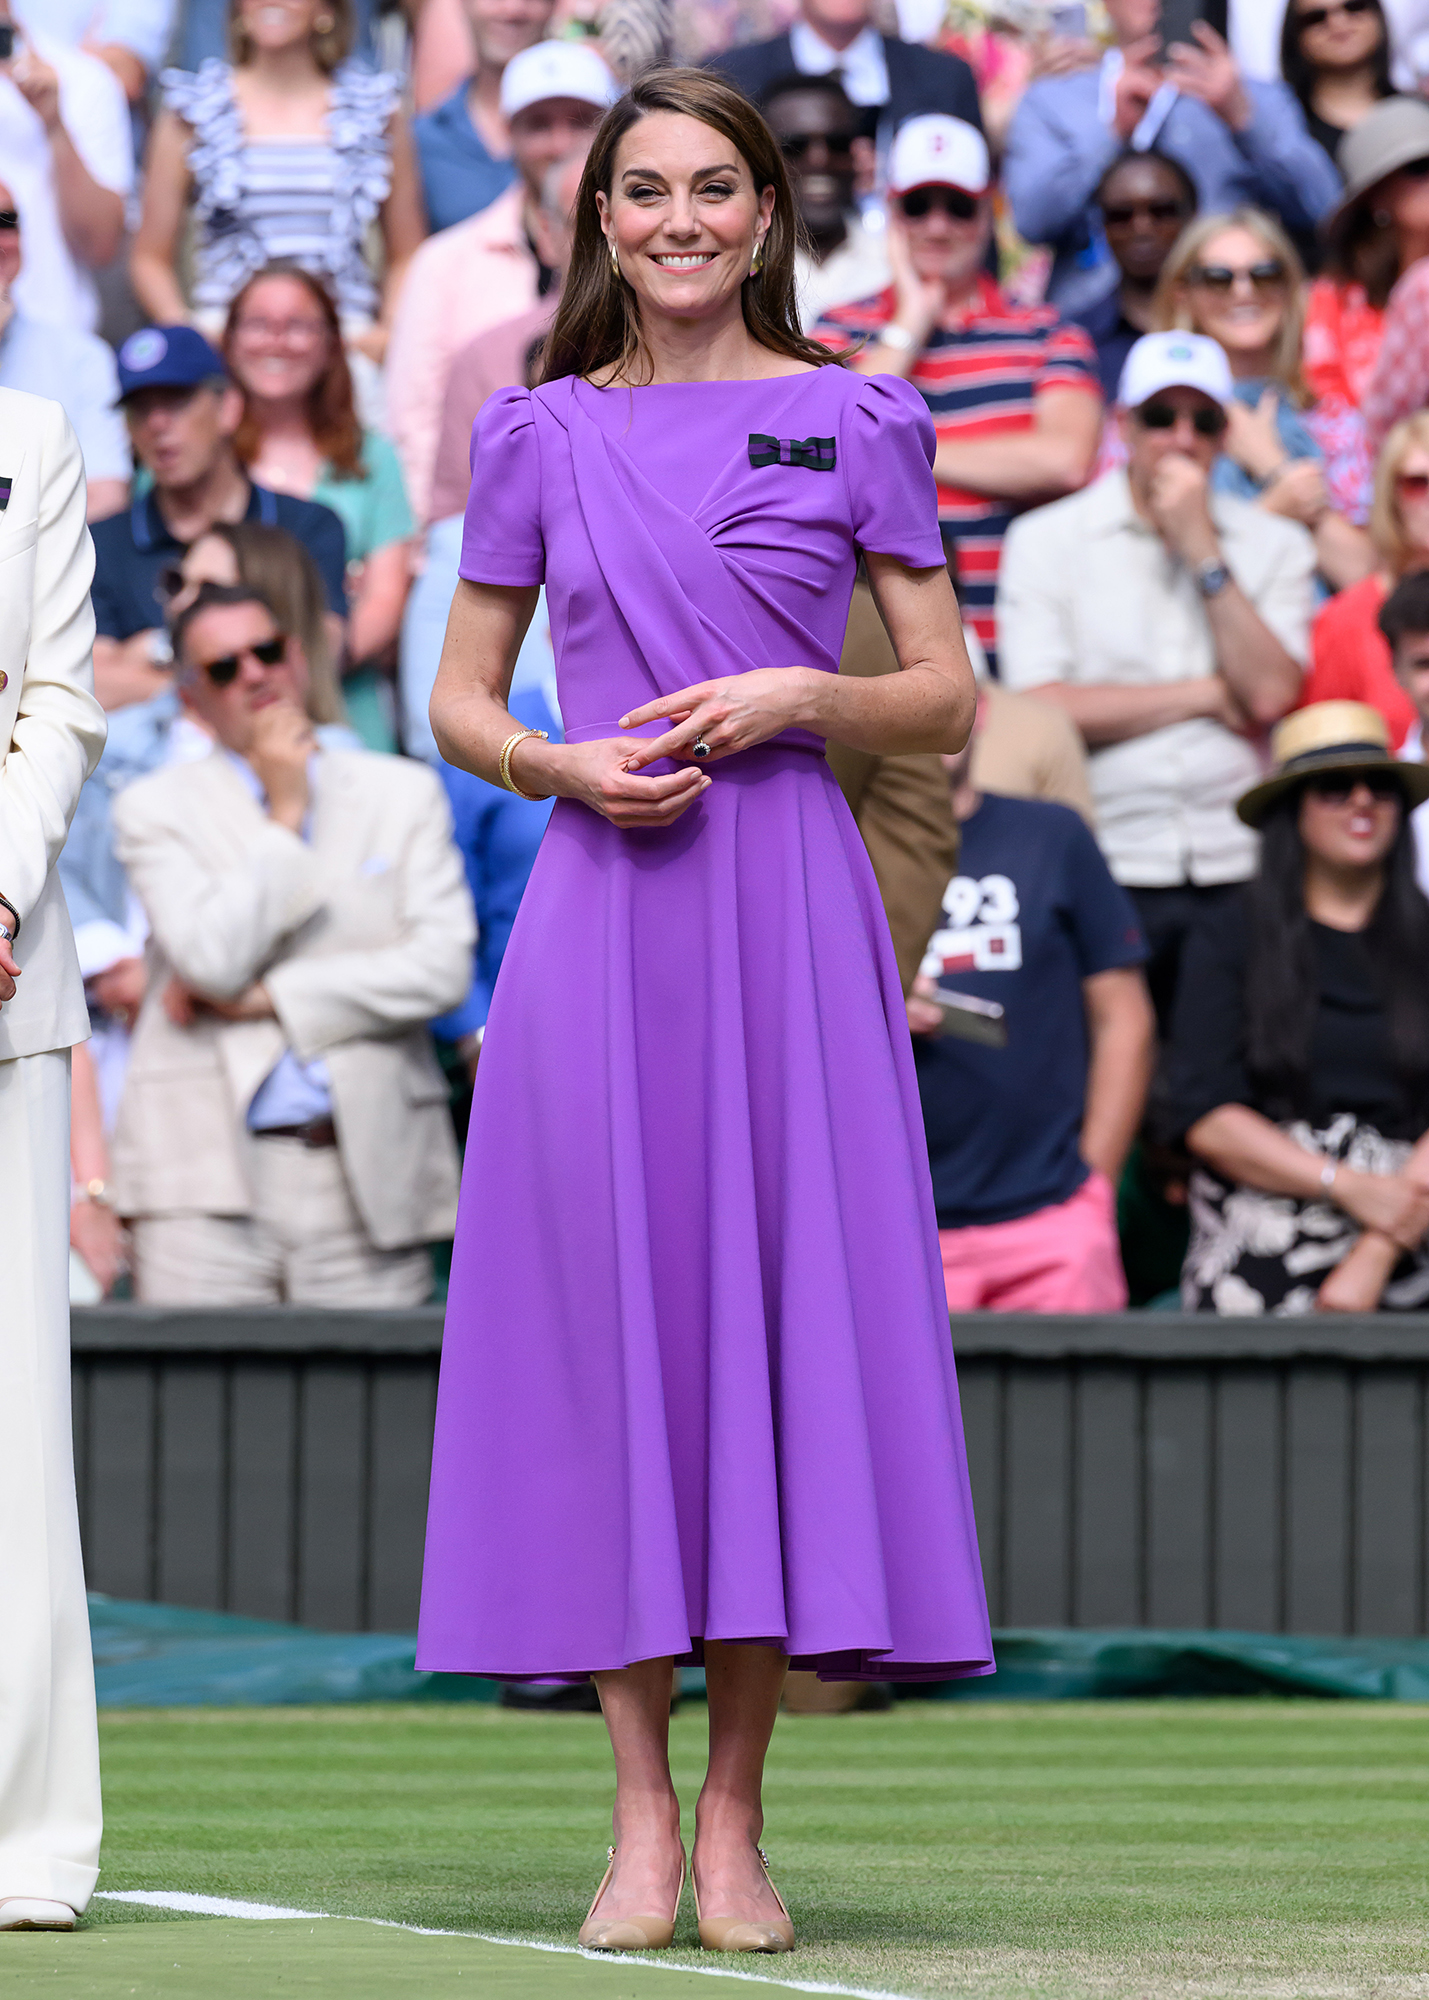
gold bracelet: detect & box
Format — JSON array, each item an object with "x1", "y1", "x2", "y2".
[{"x1": 498, "y1": 728, "x2": 550, "y2": 801}]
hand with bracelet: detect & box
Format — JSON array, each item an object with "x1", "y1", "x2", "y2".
[{"x1": 0, "y1": 890, "x2": 21, "y2": 1008}]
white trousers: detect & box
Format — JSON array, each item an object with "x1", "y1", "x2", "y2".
[{"x1": 0, "y1": 1051, "x2": 102, "y2": 1911}]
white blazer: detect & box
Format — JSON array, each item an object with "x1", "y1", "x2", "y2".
[{"x1": 0, "y1": 387, "x2": 107, "y2": 1062}]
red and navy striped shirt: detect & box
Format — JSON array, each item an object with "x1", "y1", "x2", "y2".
[{"x1": 814, "y1": 276, "x2": 1100, "y2": 666}]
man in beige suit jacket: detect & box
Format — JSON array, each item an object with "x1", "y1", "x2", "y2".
[
  {"x1": 0, "y1": 389, "x2": 108, "y2": 1933},
  {"x1": 112, "y1": 584, "x2": 475, "y2": 1305}
]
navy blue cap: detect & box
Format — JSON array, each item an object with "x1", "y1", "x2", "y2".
[{"x1": 115, "y1": 325, "x2": 228, "y2": 401}]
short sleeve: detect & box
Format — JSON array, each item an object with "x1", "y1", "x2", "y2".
[
  {"x1": 844, "y1": 375, "x2": 946, "y2": 569},
  {"x1": 459, "y1": 385, "x2": 545, "y2": 588},
  {"x1": 1055, "y1": 809, "x2": 1147, "y2": 978}
]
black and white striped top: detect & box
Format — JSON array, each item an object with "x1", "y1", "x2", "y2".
[{"x1": 162, "y1": 59, "x2": 400, "y2": 321}]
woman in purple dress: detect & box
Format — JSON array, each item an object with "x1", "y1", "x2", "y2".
[{"x1": 419, "y1": 67, "x2": 992, "y2": 1957}]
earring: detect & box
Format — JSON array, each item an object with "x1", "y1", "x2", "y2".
[
  {"x1": 608, "y1": 238, "x2": 621, "y2": 280},
  {"x1": 749, "y1": 237, "x2": 765, "y2": 278},
  {"x1": 315, "y1": 11, "x2": 333, "y2": 26}
]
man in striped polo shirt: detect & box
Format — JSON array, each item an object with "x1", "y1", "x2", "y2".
[{"x1": 814, "y1": 115, "x2": 1102, "y2": 669}]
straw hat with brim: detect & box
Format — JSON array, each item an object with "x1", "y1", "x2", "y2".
[
  {"x1": 1323, "y1": 96, "x2": 1429, "y2": 239},
  {"x1": 1236, "y1": 701, "x2": 1429, "y2": 828}
]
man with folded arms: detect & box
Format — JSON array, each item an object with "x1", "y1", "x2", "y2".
[
  {"x1": 997, "y1": 330, "x2": 1313, "y2": 1025},
  {"x1": 111, "y1": 583, "x2": 474, "y2": 1305}
]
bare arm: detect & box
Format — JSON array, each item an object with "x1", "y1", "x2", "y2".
[
  {"x1": 379, "y1": 113, "x2": 426, "y2": 316},
  {"x1": 932, "y1": 388, "x2": 1102, "y2": 503},
  {"x1": 10, "y1": 49, "x2": 123, "y2": 266},
  {"x1": 1080, "y1": 965, "x2": 1155, "y2": 1184},
  {"x1": 1187, "y1": 1102, "x2": 1429, "y2": 1247},
  {"x1": 1316, "y1": 1125, "x2": 1429, "y2": 1311},
  {"x1": 1027, "y1": 674, "x2": 1239, "y2": 747},
  {"x1": 347, "y1": 540, "x2": 412, "y2": 665},
  {"x1": 130, "y1": 109, "x2": 196, "y2": 325},
  {"x1": 92, "y1": 632, "x2": 171, "y2": 712}
]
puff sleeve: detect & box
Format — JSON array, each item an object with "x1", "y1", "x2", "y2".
[
  {"x1": 458, "y1": 386, "x2": 545, "y2": 588},
  {"x1": 844, "y1": 375, "x2": 947, "y2": 570}
]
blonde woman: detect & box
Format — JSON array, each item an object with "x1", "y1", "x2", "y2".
[
  {"x1": 1154, "y1": 207, "x2": 1374, "y2": 589},
  {"x1": 1301, "y1": 411, "x2": 1429, "y2": 745},
  {"x1": 131, "y1": 0, "x2": 425, "y2": 371}
]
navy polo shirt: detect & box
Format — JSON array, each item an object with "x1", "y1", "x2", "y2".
[
  {"x1": 413, "y1": 81, "x2": 517, "y2": 234},
  {"x1": 90, "y1": 483, "x2": 349, "y2": 641}
]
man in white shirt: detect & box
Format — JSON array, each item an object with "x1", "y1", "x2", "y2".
[
  {"x1": 761, "y1": 74, "x2": 890, "y2": 326},
  {"x1": 11, "y1": 0, "x2": 174, "y2": 101},
  {"x1": 0, "y1": 13, "x2": 130, "y2": 334},
  {"x1": 0, "y1": 180, "x2": 128, "y2": 519},
  {"x1": 997, "y1": 330, "x2": 1313, "y2": 1024}
]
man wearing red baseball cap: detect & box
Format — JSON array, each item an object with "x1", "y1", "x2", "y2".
[{"x1": 813, "y1": 113, "x2": 1103, "y2": 671}]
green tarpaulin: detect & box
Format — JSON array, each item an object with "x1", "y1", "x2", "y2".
[{"x1": 89, "y1": 1597, "x2": 1429, "y2": 1705}]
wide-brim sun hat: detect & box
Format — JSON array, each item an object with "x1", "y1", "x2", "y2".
[
  {"x1": 1323, "y1": 95, "x2": 1429, "y2": 238},
  {"x1": 1236, "y1": 699, "x2": 1429, "y2": 827}
]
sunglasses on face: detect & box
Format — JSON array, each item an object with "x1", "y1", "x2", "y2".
[
  {"x1": 0, "y1": 209, "x2": 16, "y2": 231},
  {"x1": 1186, "y1": 259, "x2": 1287, "y2": 293},
  {"x1": 1397, "y1": 472, "x2": 1429, "y2": 497},
  {"x1": 1306, "y1": 771, "x2": 1402, "y2": 804},
  {"x1": 1398, "y1": 156, "x2": 1429, "y2": 178},
  {"x1": 200, "y1": 635, "x2": 288, "y2": 686},
  {"x1": 1297, "y1": 0, "x2": 1374, "y2": 28},
  {"x1": 778, "y1": 130, "x2": 855, "y2": 161},
  {"x1": 1136, "y1": 401, "x2": 1229, "y2": 437},
  {"x1": 899, "y1": 185, "x2": 980, "y2": 221},
  {"x1": 1100, "y1": 198, "x2": 1186, "y2": 226}
]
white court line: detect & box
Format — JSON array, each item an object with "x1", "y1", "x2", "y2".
[{"x1": 92, "y1": 1890, "x2": 919, "y2": 2000}]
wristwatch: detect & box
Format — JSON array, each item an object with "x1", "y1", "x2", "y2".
[
  {"x1": 877, "y1": 322, "x2": 919, "y2": 354},
  {"x1": 1193, "y1": 557, "x2": 1232, "y2": 600}
]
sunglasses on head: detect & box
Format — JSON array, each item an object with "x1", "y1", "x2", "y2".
[
  {"x1": 201, "y1": 635, "x2": 287, "y2": 686},
  {"x1": 1297, "y1": 0, "x2": 1374, "y2": 27},
  {"x1": 778, "y1": 129, "x2": 855, "y2": 161},
  {"x1": 1100, "y1": 198, "x2": 1186, "y2": 226},
  {"x1": 1305, "y1": 770, "x2": 1402, "y2": 804},
  {"x1": 1186, "y1": 259, "x2": 1287, "y2": 293},
  {"x1": 899, "y1": 185, "x2": 980, "y2": 221},
  {"x1": 1136, "y1": 401, "x2": 1229, "y2": 437}
]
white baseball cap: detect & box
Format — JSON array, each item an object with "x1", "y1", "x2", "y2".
[
  {"x1": 887, "y1": 115, "x2": 990, "y2": 199},
  {"x1": 499, "y1": 41, "x2": 620, "y2": 121},
  {"x1": 1117, "y1": 331, "x2": 1234, "y2": 411}
]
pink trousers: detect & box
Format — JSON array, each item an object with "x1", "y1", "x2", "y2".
[{"x1": 939, "y1": 1170, "x2": 1127, "y2": 1314}]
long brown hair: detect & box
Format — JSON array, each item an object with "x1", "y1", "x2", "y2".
[
  {"x1": 228, "y1": 0, "x2": 352, "y2": 71},
  {"x1": 541, "y1": 68, "x2": 838, "y2": 387},
  {"x1": 224, "y1": 262, "x2": 365, "y2": 480}
]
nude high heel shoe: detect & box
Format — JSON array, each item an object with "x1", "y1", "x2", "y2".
[
  {"x1": 692, "y1": 1846, "x2": 795, "y2": 1953},
  {"x1": 578, "y1": 1842, "x2": 685, "y2": 1951}
]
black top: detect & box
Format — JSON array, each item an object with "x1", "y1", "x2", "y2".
[
  {"x1": 90, "y1": 482, "x2": 348, "y2": 640},
  {"x1": 708, "y1": 33, "x2": 982, "y2": 136},
  {"x1": 1159, "y1": 890, "x2": 1422, "y2": 1141},
  {"x1": 1304, "y1": 105, "x2": 1348, "y2": 162},
  {"x1": 1067, "y1": 285, "x2": 1142, "y2": 403}
]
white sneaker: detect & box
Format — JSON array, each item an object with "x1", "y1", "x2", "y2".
[{"x1": 0, "y1": 1899, "x2": 75, "y2": 1930}]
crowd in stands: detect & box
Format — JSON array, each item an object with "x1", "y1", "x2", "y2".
[{"x1": 15, "y1": 0, "x2": 1429, "y2": 1315}]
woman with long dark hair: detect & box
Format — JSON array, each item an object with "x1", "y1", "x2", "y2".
[
  {"x1": 1162, "y1": 700, "x2": 1429, "y2": 1314},
  {"x1": 418, "y1": 67, "x2": 991, "y2": 1953},
  {"x1": 1279, "y1": 0, "x2": 1392, "y2": 167}
]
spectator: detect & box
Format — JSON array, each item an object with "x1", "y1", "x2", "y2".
[
  {"x1": 1003, "y1": 0, "x2": 1341, "y2": 319},
  {"x1": 707, "y1": 0, "x2": 981, "y2": 140},
  {"x1": 412, "y1": 0, "x2": 555, "y2": 232},
  {"x1": 1280, "y1": 0, "x2": 1393, "y2": 169},
  {"x1": 1162, "y1": 700, "x2": 1429, "y2": 1315},
  {"x1": 1305, "y1": 98, "x2": 1429, "y2": 447},
  {"x1": 403, "y1": 142, "x2": 585, "y2": 759},
  {"x1": 110, "y1": 583, "x2": 474, "y2": 1306},
  {"x1": 1379, "y1": 572, "x2": 1429, "y2": 888},
  {"x1": 11, "y1": 0, "x2": 174, "y2": 103},
  {"x1": 131, "y1": 0, "x2": 425, "y2": 373},
  {"x1": 815, "y1": 114, "x2": 1101, "y2": 668},
  {"x1": 89, "y1": 325, "x2": 348, "y2": 716},
  {"x1": 760, "y1": 73, "x2": 889, "y2": 325},
  {"x1": 908, "y1": 717, "x2": 1154, "y2": 1312},
  {"x1": 1300, "y1": 411, "x2": 1429, "y2": 747},
  {"x1": 1153, "y1": 208, "x2": 1376, "y2": 587},
  {"x1": 1073, "y1": 146, "x2": 1196, "y2": 403},
  {"x1": 998, "y1": 331, "x2": 1312, "y2": 1027},
  {"x1": 0, "y1": 179, "x2": 128, "y2": 520},
  {"x1": 61, "y1": 524, "x2": 359, "y2": 1133},
  {"x1": 178, "y1": 0, "x2": 378, "y2": 75},
  {"x1": 1354, "y1": 106, "x2": 1429, "y2": 454},
  {"x1": 386, "y1": 39, "x2": 617, "y2": 523},
  {"x1": 0, "y1": 3, "x2": 130, "y2": 334},
  {"x1": 223, "y1": 263, "x2": 415, "y2": 751}
]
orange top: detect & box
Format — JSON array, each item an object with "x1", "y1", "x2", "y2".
[
  {"x1": 1302, "y1": 278, "x2": 1385, "y2": 409},
  {"x1": 1300, "y1": 573, "x2": 1418, "y2": 749}
]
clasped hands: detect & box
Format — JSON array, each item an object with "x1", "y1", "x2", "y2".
[{"x1": 520, "y1": 667, "x2": 822, "y2": 831}]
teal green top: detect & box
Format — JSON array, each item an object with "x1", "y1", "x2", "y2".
[{"x1": 313, "y1": 429, "x2": 415, "y2": 563}]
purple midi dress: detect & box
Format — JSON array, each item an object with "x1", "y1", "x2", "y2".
[{"x1": 416, "y1": 365, "x2": 993, "y2": 1684}]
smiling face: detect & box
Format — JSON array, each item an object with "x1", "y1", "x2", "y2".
[
  {"x1": 1097, "y1": 155, "x2": 1190, "y2": 286},
  {"x1": 180, "y1": 599, "x2": 309, "y2": 754},
  {"x1": 1293, "y1": 0, "x2": 1383, "y2": 72},
  {"x1": 1178, "y1": 224, "x2": 1288, "y2": 366},
  {"x1": 763, "y1": 85, "x2": 858, "y2": 239},
  {"x1": 1297, "y1": 771, "x2": 1402, "y2": 872},
  {"x1": 597, "y1": 111, "x2": 774, "y2": 329},
  {"x1": 226, "y1": 273, "x2": 334, "y2": 405},
  {"x1": 462, "y1": 0, "x2": 552, "y2": 72},
  {"x1": 237, "y1": 0, "x2": 325, "y2": 56}
]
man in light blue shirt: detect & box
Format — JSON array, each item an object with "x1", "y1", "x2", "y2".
[
  {"x1": 0, "y1": 182, "x2": 129, "y2": 519},
  {"x1": 1004, "y1": 0, "x2": 1342, "y2": 317},
  {"x1": 412, "y1": 0, "x2": 555, "y2": 232}
]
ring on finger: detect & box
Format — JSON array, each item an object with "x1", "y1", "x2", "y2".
[{"x1": 692, "y1": 737, "x2": 712, "y2": 759}]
